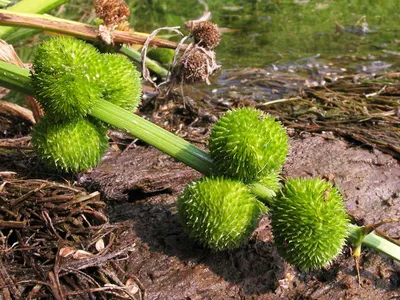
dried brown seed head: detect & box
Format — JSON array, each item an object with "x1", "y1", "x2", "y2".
[
  {"x1": 95, "y1": 0, "x2": 130, "y2": 28},
  {"x1": 190, "y1": 21, "x2": 221, "y2": 49},
  {"x1": 180, "y1": 49, "x2": 209, "y2": 83},
  {"x1": 170, "y1": 45, "x2": 220, "y2": 87}
]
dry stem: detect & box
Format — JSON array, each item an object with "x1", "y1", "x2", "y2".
[{"x1": 0, "y1": 10, "x2": 186, "y2": 50}]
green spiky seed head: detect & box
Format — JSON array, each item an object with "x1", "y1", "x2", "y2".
[
  {"x1": 31, "y1": 37, "x2": 103, "y2": 121},
  {"x1": 32, "y1": 116, "x2": 109, "y2": 172},
  {"x1": 209, "y1": 107, "x2": 289, "y2": 183},
  {"x1": 100, "y1": 53, "x2": 142, "y2": 112},
  {"x1": 178, "y1": 177, "x2": 267, "y2": 250},
  {"x1": 271, "y1": 178, "x2": 349, "y2": 270}
]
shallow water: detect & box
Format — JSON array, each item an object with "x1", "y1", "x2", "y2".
[
  {"x1": 5, "y1": 0, "x2": 400, "y2": 105},
  {"x1": 132, "y1": 0, "x2": 400, "y2": 74}
]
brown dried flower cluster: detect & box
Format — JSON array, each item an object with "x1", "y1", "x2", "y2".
[
  {"x1": 190, "y1": 21, "x2": 221, "y2": 49},
  {"x1": 179, "y1": 49, "x2": 209, "y2": 83},
  {"x1": 172, "y1": 45, "x2": 220, "y2": 85},
  {"x1": 168, "y1": 21, "x2": 221, "y2": 86},
  {"x1": 95, "y1": 0, "x2": 130, "y2": 28}
]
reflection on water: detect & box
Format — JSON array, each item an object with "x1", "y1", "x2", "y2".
[{"x1": 131, "y1": 0, "x2": 400, "y2": 72}]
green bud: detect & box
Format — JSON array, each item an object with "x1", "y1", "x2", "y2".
[
  {"x1": 32, "y1": 116, "x2": 109, "y2": 172},
  {"x1": 100, "y1": 53, "x2": 142, "y2": 112},
  {"x1": 178, "y1": 177, "x2": 267, "y2": 250},
  {"x1": 31, "y1": 37, "x2": 104, "y2": 121},
  {"x1": 271, "y1": 178, "x2": 349, "y2": 270},
  {"x1": 209, "y1": 107, "x2": 289, "y2": 183}
]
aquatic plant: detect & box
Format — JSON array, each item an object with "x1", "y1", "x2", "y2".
[
  {"x1": 209, "y1": 107, "x2": 288, "y2": 183},
  {"x1": 31, "y1": 37, "x2": 105, "y2": 122},
  {"x1": 0, "y1": 36, "x2": 398, "y2": 270},
  {"x1": 188, "y1": 21, "x2": 221, "y2": 49},
  {"x1": 32, "y1": 117, "x2": 109, "y2": 172},
  {"x1": 32, "y1": 37, "x2": 142, "y2": 119}
]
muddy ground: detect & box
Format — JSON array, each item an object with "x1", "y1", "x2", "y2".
[
  {"x1": 1, "y1": 77, "x2": 400, "y2": 299},
  {"x1": 76, "y1": 133, "x2": 400, "y2": 300}
]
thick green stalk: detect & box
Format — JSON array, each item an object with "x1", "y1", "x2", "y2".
[
  {"x1": 91, "y1": 101, "x2": 214, "y2": 175},
  {"x1": 0, "y1": 0, "x2": 11, "y2": 9},
  {"x1": 0, "y1": 0, "x2": 69, "y2": 38},
  {"x1": 347, "y1": 223, "x2": 400, "y2": 261},
  {"x1": 120, "y1": 46, "x2": 169, "y2": 78},
  {"x1": 0, "y1": 60, "x2": 31, "y2": 94},
  {"x1": 0, "y1": 60, "x2": 398, "y2": 262}
]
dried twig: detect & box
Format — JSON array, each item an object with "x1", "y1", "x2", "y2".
[
  {"x1": 0, "y1": 179, "x2": 137, "y2": 298},
  {"x1": 140, "y1": 26, "x2": 184, "y2": 90},
  {"x1": 0, "y1": 10, "x2": 185, "y2": 50}
]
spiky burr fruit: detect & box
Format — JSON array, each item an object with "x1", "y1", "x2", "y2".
[
  {"x1": 31, "y1": 37, "x2": 103, "y2": 122},
  {"x1": 209, "y1": 107, "x2": 289, "y2": 183},
  {"x1": 178, "y1": 177, "x2": 267, "y2": 250},
  {"x1": 30, "y1": 37, "x2": 144, "y2": 173},
  {"x1": 32, "y1": 116, "x2": 109, "y2": 173},
  {"x1": 32, "y1": 37, "x2": 143, "y2": 119},
  {"x1": 100, "y1": 53, "x2": 142, "y2": 112},
  {"x1": 271, "y1": 178, "x2": 349, "y2": 270},
  {"x1": 189, "y1": 21, "x2": 221, "y2": 49}
]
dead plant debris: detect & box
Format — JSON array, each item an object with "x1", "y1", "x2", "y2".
[
  {"x1": 0, "y1": 179, "x2": 143, "y2": 299},
  {"x1": 266, "y1": 78, "x2": 400, "y2": 159},
  {"x1": 146, "y1": 69, "x2": 400, "y2": 160}
]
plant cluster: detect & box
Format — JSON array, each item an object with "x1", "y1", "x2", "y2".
[
  {"x1": 28, "y1": 36, "x2": 351, "y2": 269},
  {"x1": 170, "y1": 21, "x2": 221, "y2": 85},
  {"x1": 178, "y1": 106, "x2": 350, "y2": 270},
  {"x1": 30, "y1": 37, "x2": 141, "y2": 172},
  {"x1": 0, "y1": 12, "x2": 397, "y2": 272}
]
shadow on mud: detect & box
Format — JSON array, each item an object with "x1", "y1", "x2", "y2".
[{"x1": 107, "y1": 200, "x2": 285, "y2": 295}]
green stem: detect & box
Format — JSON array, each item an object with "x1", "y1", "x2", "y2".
[
  {"x1": 120, "y1": 46, "x2": 169, "y2": 78},
  {"x1": 0, "y1": 60, "x2": 31, "y2": 94},
  {"x1": 347, "y1": 223, "x2": 400, "y2": 261},
  {"x1": 91, "y1": 101, "x2": 214, "y2": 175},
  {"x1": 0, "y1": 60, "x2": 398, "y2": 263},
  {"x1": 0, "y1": 0, "x2": 11, "y2": 9},
  {"x1": 0, "y1": 0, "x2": 69, "y2": 39},
  {"x1": 249, "y1": 183, "x2": 276, "y2": 202}
]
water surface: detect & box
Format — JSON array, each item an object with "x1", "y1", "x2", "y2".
[{"x1": 132, "y1": 0, "x2": 400, "y2": 73}]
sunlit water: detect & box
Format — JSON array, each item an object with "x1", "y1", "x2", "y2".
[
  {"x1": 7, "y1": 0, "x2": 400, "y2": 103},
  {"x1": 132, "y1": 0, "x2": 400, "y2": 75}
]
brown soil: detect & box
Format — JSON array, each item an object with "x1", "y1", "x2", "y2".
[{"x1": 77, "y1": 134, "x2": 399, "y2": 300}]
